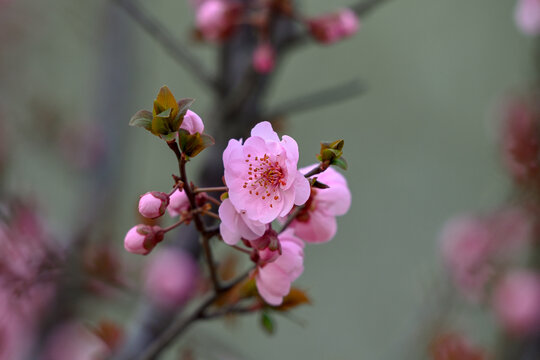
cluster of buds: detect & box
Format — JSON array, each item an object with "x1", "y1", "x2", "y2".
[{"x1": 188, "y1": 1, "x2": 360, "y2": 74}]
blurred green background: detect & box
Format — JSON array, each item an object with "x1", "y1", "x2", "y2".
[{"x1": 0, "y1": 0, "x2": 533, "y2": 358}]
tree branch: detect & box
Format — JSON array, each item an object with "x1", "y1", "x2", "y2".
[
  {"x1": 264, "y1": 79, "x2": 365, "y2": 121},
  {"x1": 112, "y1": 0, "x2": 220, "y2": 91}
]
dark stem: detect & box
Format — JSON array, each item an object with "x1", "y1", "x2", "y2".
[
  {"x1": 194, "y1": 186, "x2": 228, "y2": 193},
  {"x1": 279, "y1": 205, "x2": 305, "y2": 233},
  {"x1": 137, "y1": 267, "x2": 254, "y2": 360}
]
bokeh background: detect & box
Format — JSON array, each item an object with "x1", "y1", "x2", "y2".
[{"x1": 0, "y1": 0, "x2": 533, "y2": 358}]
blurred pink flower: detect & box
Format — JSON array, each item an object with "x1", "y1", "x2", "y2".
[
  {"x1": 253, "y1": 43, "x2": 276, "y2": 74},
  {"x1": 144, "y1": 248, "x2": 199, "y2": 309},
  {"x1": 138, "y1": 192, "x2": 169, "y2": 219},
  {"x1": 41, "y1": 321, "x2": 109, "y2": 360},
  {"x1": 223, "y1": 121, "x2": 310, "y2": 224},
  {"x1": 501, "y1": 97, "x2": 540, "y2": 183},
  {"x1": 308, "y1": 9, "x2": 360, "y2": 44},
  {"x1": 167, "y1": 188, "x2": 190, "y2": 217},
  {"x1": 255, "y1": 229, "x2": 304, "y2": 306},
  {"x1": 124, "y1": 225, "x2": 163, "y2": 255},
  {"x1": 285, "y1": 165, "x2": 351, "y2": 243},
  {"x1": 218, "y1": 198, "x2": 266, "y2": 245},
  {"x1": 493, "y1": 270, "x2": 540, "y2": 337},
  {"x1": 440, "y1": 209, "x2": 534, "y2": 300},
  {"x1": 180, "y1": 109, "x2": 204, "y2": 135},
  {"x1": 515, "y1": 0, "x2": 540, "y2": 35},
  {"x1": 196, "y1": 0, "x2": 239, "y2": 41}
]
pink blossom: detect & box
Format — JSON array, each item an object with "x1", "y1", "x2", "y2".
[
  {"x1": 440, "y1": 215, "x2": 495, "y2": 301},
  {"x1": 124, "y1": 225, "x2": 163, "y2": 255},
  {"x1": 223, "y1": 121, "x2": 310, "y2": 224},
  {"x1": 439, "y1": 209, "x2": 534, "y2": 300},
  {"x1": 253, "y1": 43, "x2": 276, "y2": 74},
  {"x1": 144, "y1": 248, "x2": 199, "y2": 309},
  {"x1": 308, "y1": 9, "x2": 360, "y2": 44},
  {"x1": 218, "y1": 198, "x2": 266, "y2": 245},
  {"x1": 138, "y1": 192, "x2": 169, "y2": 219},
  {"x1": 285, "y1": 165, "x2": 351, "y2": 243},
  {"x1": 515, "y1": 0, "x2": 540, "y2": 36},
  {"x1": 167, "y1": 189, "x2": 190, "y2": 217},
  {"x1": 196, "y1": 0, "x2": 238, "y2": 42},
  {"x1": 501, "y1": 97, "x2": 540, "y2": 183},
  {"x1": 255, "y1": 229, "x2": 304, "y2": 306},
  {"x1": 180, "y1": 109, "x2": 204, "y2": 134},
  {"x1": 41, "y1": 321, "x2": 109, "y2": 360},
  {"x1": 493, "y1": 270, "x2": 540, "y2": 337}
]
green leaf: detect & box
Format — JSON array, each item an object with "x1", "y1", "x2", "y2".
[
  {"x1": 153, "y1": 86, "x2": 178, "y2": 117},
  {"x1": 178, "y1": 130, "x2": 215, "y2": 157},
  {"x1": 332, "y1": 157, "x2": 348, "y2": 170},
  {"x1": 260, "y1": 312, "x2": 275, "y2": 335},
  {"x1": 155, "y1": 108, "x2": 172, "y2": 119},
  {"x1": 151, "y1": 116, "x2": 171, "y2": 136},
  {"x1": 312, "y1": 180, "x2": 330, "y2": 189},
  {"x1": 171, "y1": 98, "x2": 195, "y2": 132},
  {"x1": 129, "y1": 110, "x2": 153, "y2": 131}
]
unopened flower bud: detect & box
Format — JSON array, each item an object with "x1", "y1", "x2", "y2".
[
  {"x1": 167, "y1": 189, "x2": 190, "y2": 217},
  {"x1": 180, "y1": 110, "x2": 204, "y2": 135},
  {"x1": 308, "y1": 9, "x2": 360, "y2": 44},
  {"x1": 124, "y1": 225, "x2": 164, "y2": 255},
  {"x1": 253, "y1": 43, "x2": 276, "y2": 74},
  {"x1": 138, "y1": 192, "x2": 170, "y2": 219}
]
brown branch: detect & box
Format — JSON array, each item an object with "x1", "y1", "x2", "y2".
[
  {"x1": 111, "y1": 0, "x2": 220, "y2": 91},
  {"x1": 264, "y1": 79, "x2": 365, "y2": 121},
  {"x1": 137, "y1": 268, "x2": 254, "y2": 360}
]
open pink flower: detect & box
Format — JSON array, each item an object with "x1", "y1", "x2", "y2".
[
  {"x1": 218, "y1": 198, "x2": 266, "y2": 245},
  {"x1": 223, "y1": 121, "x2": 310, "y2": 224},
  {"x1": 285, "y1": 165, "x2": 351, "y2": 243},
  {"x1": 255, "y1": 229, "x2": 304, "y2": 306},
  {"x1": 493, "y1": 270, "x2": 540, "y2": 337},
  {"x1": 144, "y1": 248, "x2": 199, "y2": 309},
  {"x1": 180, "y1": 110, "x2": 204, "y2": 135},
  {"x1": 515, "y1": 0, "x2": 540, "y2": 36}
]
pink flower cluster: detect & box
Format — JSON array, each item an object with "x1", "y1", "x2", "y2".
[
  {"x1": 308, "y1": 9, "x2": 360, "y2": 44},
  {"x1": 220, "y1": 121, "x2": 350, "y2": 305},
  {"x1": 0, "y1": 203, "x2": 59, "y2": 359},
  {"x1": 439, "y1": 208, "x2": 533, "y2": 301},
  {"x1": 193, "y1": 0, "x2": 240, "y2": 42}
]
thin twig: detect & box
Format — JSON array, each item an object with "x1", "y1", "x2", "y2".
[
  {"x1": 203, "y1": 211, "x2": 221, "y2": 220},
  {"x1": 112, "y1": 0, "x2": 219, "y2": 91},
  {"x1": 280, "y1": 205, "x2": 305, "y2": 233},
  {"x1": 162, "y1": 218, "x2": 186, "y2": 233},
  {"x1": 264, "y1": 79, "x2": 365, "y2": 120},
  {"x1": 194, "y1": 186, "x2": 228, "y2": 193}
]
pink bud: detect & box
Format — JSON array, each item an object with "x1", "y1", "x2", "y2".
[
  {"x1": 144, "y1": 248, "x2": 199, "y2": 309},
  {"x1": 308, "y1": 9, "x2": 360, "y2": 44},
  {"x1": 180, "y1": 110, "x2": 205, "y2": 135},
  {"x1": 124, "y1": 225, "x2": 164, "y2": 255},
  {"x1": 253, "y1": 43, "x2": 276, "y2": 74},
  {"x1": 167, "y1": 189, "x2": 190, "y2": 217},
  {"x1": 138, "y1": 192, "x2": 169, "y2": 219},
  {"x1": 515, "y1": 0, "x2": 540, "y2": 36},
  {"x1": 493, "y1": 270, "x2": 540, "y2": 337},
  {"x1": 196, "y1": 0, "x2": 238, "y2": 42}
]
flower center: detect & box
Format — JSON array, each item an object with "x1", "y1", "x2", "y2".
[{"x1": 242, "y1": 153, "x2": 286, "y2": 207}]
